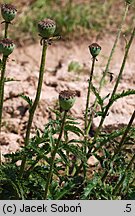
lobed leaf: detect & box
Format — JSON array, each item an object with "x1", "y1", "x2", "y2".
[
  {"x1": 20, "y1": 94, "x2": 33, "y2": 108},
  {"x1": 64, "y1": 125, "x2": 84, "y2": 136},
  {"x1": 111, "y1": 89, "x2": 135, "y2": 104}
]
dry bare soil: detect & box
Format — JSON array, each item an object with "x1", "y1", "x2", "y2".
[{"x1": 0, "y1": 35, "x2": 135, "y2": 159}]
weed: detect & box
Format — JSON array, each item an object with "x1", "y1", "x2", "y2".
[
  {"x1": 84, "y1": 43, "x2": 101, "y2": 178},
  {"x1": 44, "y1": 90, "x2": 76, "y2": 199},
  {"x1": 0, "y1": 1, "x2": 135, "y2": 200},
  {"x1": 68, "y1": 61, "x2": 83, "y2": 73},
  {"x1": 5, "y1": 0, "x2": 135, "y2": 42},
  {"x1": 0, "y1": 4, "x2": 16, "y2": 164},
  {"x1": 86, "y1": 1, "x2": 130, "y2": 135},
  {"x1": 1, "y1": 3, "x2": 17, "y2": 38},
  {"x1": 19, "y1": 18, "x2": 59, "y2": 178}
]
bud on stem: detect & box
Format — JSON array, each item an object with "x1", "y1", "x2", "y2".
[{"x1": 1, "y1": 4, "x2": 17, "y2": 23}]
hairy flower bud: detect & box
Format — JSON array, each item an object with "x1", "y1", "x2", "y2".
[
  {"x1": 59, "y1": 90, "x2": 76, "y2": 111},
  {"x1": 89, "y1": 43, "x2": 101, "y2": 58},
  {"x1": 0, "y1": 38, "x2": 15, "y2": 56},
  {"x1": 38, "y1": 19, "x2": 56, "y2": 39},
  {"x1": 1, "y1": 4, "x2": 17, "y2": 22}
]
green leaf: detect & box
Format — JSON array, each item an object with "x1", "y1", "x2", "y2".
[
  {"x1": 66, "y1": 115, "x2": 78, "y2": 121},
  {"x1": 64, "y1": 125, "x2": 84, "y2": 136},
  {"x1": 65, "y1": 120, "x2": 80, "y2": 125},
  {"x1": 57, "y1": 149, "x2": 70, "y2": 166},
  {"x1": 102, "y1": 93, "x2": 110, "y2": 101},
  {"x1": 112, "y1": 89, "x2": 135, "y2": 103},
  {"x1": 1, "y1": 178, "x2": 21, "y2": 199},
  {"x1": 48, "y1": 107, "x2": 61, "y2": 117},
  {"x1": 81, "y1": 177, "x2": 99, "y2": 199},
  {"x1": 67, "y1": 139, "x2": 84, "y2": 144},
  {"x1": 63, "y1": 144, "x2": 87, "y2": 163},
  {"x1": 20, "y1": 94, "x2": 33, "y2": 108},
  {"x1": 95, "y1": 111, "x2": 105, "y2": 117},
  {"x1": 54, "y1": 180, "x2": 76, "y2": 199},
  {"x1": 91, "y1": 84, "x2": 103, "y2": 107},
  {"x1": 4, "y1": 77, "x2": 20, "y2": 82}
]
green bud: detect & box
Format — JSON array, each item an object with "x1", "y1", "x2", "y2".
[
  {"x1": 89, "y1": 43, "x2": 101, "y2": 58},
  {"x1": 1, "y1": 4, "x2": 17, "y2": 22},
  {"x1": 0, "y1": 39, "x2": 15, "y2": 56},
  {"x1": 38, "y1": 19, "x2": 56, "y2": 39},
  {"x1": 59, "y1": 90, "x2": 76, "y2": 111}
]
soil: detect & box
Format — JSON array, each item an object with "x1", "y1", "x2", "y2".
[{"x1": 0, "y1": 34, "x2": 135, "y2": 161}]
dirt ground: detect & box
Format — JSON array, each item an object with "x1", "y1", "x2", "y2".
[{"x1": 0, "y1": 34, "x2": 135, "y2": 158}]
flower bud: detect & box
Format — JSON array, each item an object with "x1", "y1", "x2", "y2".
[
  {"x1": 0, "y1": 38, "x2": 15, "y2": 56},
  {"x1": 89, "y1": 43, "x2": 101, "y2": 58},
  {"x1": 38, "y1": 19, "x2": 56, "y2": 39},
  {"x1": 1, "y1": 4, "x2": 17, "y2": 22},
  {"x1": 59, "y1": 90, "x2": 76, "y2": 111}
]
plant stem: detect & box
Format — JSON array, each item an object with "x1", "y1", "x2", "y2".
[
  {"x1": 0, "y1": 22, "x2": 10, "y2": 118},
  {"x1": 75, "y1": 27, "x2": 135, "y2": 177},
  {"x1": 113, "y1": 153, "x2": 135, "y2": 196},
  {"x1": 0, "y1": 21, "x2": 10, "y2": 125},
  {"x1": 85, "y1": 57, "x2": 96, "y2": 133},
  {"x1": 83, "y1": 57, "x2": 96, "y2": 179},
  {"x1": 118, "y1": 110, "x2": 135, "y2": 150},
  {"x1": 0, "y1": 56, "x2": 7, "y2": 131},
  {"x1": 75, "y1": 110, "x2": 135, "y2": 178},
  {"x1": 98, "y1": 4, "x2": 129, "y2": 92},
  {"x1": 72, "y1": 5, "x2": 131, "y2": 179},
  {"x1": 0, "y1": 20, "x2": 10, "y2": 164},
  {"x1": 101, "y1": 109, "x2": 135, "y2": 182},
  {"x1": 19, "y1": 40, "x2": 48, "y2": 178},
  {"x1": 44, "y1": 110, "x2": 67, "y2": 199},
  {"x1": 0, "y1": 56, "x2": 8, "y2": 164},
  {"x1": 94, "y1": 27, "x2": 135, "y2": 140},
  {"x1": 4, "y1": 22, "x2": 9, "y2": 38},
  {"x1": 87, "y1": 4, "x2": 129, "y2": 134}
]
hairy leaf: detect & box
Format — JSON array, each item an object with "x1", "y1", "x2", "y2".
[
  {"x1": 91, "y1": 84, "x2": 103, "y2": 106},
  {"x1": 20, "y1": 94, "x2": 33, "y2": 108},
  {"x1": 4, "y1": 77, "x2": 20, "y2": 82},
  {"x1": 62, "y1": 144, "x2": 87, "y2": 162},
  {"x1": 64, "y1": 125, "x2": 83, "y2": 136},
  {"x1": 111, "y1": 89, "x2": 135, "y2": 103}
]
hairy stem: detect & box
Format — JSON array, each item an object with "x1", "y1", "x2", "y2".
[
  {"x1": 101, "y1": 109, "x2": 135, "y2": 182},
  {"x1": 0, "y1": 56, "x2": 7, "y2": 131},
  {"x1": 83, "y1": 57, "x2": 96, "y2": 179},
  {"x1": 19, "y1": 41, "x2": 48, "y2": 178},
  {"x1": 44, "y1": 110, "x2": 67, "y2": 199},
  {"x1": 118, "y1": 110, "x2": 135, "y2": 150},
  {"x1": 98, "y1": 4, "x2": 129, "y2": 92},
  {"x1": 75, "y1": 27, "x2": 135, "y2": 177},
  {"x1": 85, "y1": 57, "x2": 96, "y2": 133},
  {"x1": 113, "y1": 153, "x2": 135, "y2": 196},
  {"x1": 0, "y1": 19, "x2": 10, "y2": 164},
  {"x1": 0, "y1": 56, "x2": 8, "y2": 164},
  {"x1": 94, "y1": 27, "x2": 135, "y2": 140},
  {"x1": 4, "y1": 22, "x2": 9, "y2": 38},
  {"x1": 87, "y1": 4, "x2": 129, "y2": 134}
]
